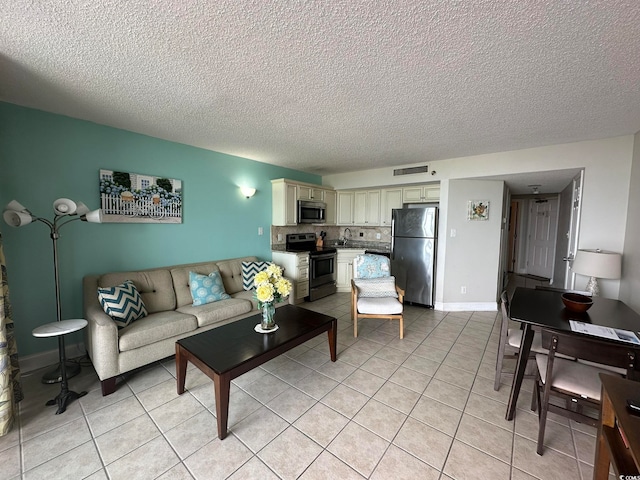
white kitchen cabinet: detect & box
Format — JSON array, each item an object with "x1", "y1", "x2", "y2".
[
  {"x1": 324, "y1": 189, "x2": 337, "y2": 225},
  {"x1": 337, "y1": 191, "x2": 354, "y2": 225},
  {"x1": 298, "y1": 186, "x2": 325, "y2": 202},
  {"x1": 380, "y1": 188, "x2": 403, "y2": 226},
  {"x1": 272, "y1": 180, "x2": 298, "y2": 226},
  {"x1": 336, "y1": 249, "x2": 365, "y2": 292},
  {"x1": 272, "y1": 251, "x2": 310, "y2": 304},
  {"x1": 350, "y1": 190, "x2": 381, "y2": 226},
  {"x1": 272, "y1": 179, "x2": 337, "y2": 226},
  {"x1": 402, "y1": 184, "x2": 440, "y2": 203}
]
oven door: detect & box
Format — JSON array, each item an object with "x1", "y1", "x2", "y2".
[{"x1": 310, "y1": 252, "x2": 336, "y2": 288}]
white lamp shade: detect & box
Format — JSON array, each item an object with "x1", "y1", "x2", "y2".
[
  {"x1": 572, "y1": 249, "x2": 622, "y2": 279},
  {"x1": 81, "y1": 209, "x2": 103, "y2": 223},
  {"x1": 3, "y1": 210, "x2": 33, "y2": 227},
  {"x1": 53, "y1": 198, "x2": 77, "y2": 216},
  {"x1": 5, "y1": 200, "x2": 29, "y2": 212},
  {"x1": 75, "y1": 201, "x2": 90, "y2": 216},
  {"x1": 240, "y1": 187, "x2": 256, "y2": 198}
]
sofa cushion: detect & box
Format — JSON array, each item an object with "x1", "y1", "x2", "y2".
[
  {"x1": 170, "y1": 263, "x2": 220, "y2": 308},
  {"x1": 177, "y1": 298, "x2": 253, "y2": 327},
  {"x1": 97, "y1": 280, "x2": 148, "y2": 328},
  {"x1": 217, "y1": 256, "x2": 259, "y2": 294},
  {"x1": 241, "y1": 261, "x2": 269, "y2": 290},
  {"x1": 231, "y1": 290, "x2": 259, "y2": 310},
  {"x1": 189, "y1": 271, "x2": 231, "y2": 305},
  {"x1": 100, "y1": 269, "x2": 175, "y2": 313},
  {"x1": 118, "y1": 310, "x2": 198, "y2": 352}
]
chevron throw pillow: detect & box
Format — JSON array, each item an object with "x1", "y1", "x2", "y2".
[
  {"x1": 97, "y1": 280, "x2": 148, "y2": 328},
  {"x1": 241, "y1": 261, "x2": 269, "y2": 291}
]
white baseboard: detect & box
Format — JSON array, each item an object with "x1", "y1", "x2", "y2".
[
  {"x1": 19, "y1": 342, "x2": 87, "y2": 374},
  {"x1": 434, "y1": 302, "x2": 498, "y2": 312}
]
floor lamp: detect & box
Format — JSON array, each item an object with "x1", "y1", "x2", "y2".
[{"x1": 3, "y1": 198, "x2": 102, "y2": 383}]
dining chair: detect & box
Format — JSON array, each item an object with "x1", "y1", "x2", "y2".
[
  {"x1": 494, "y1": 290, "x2": 547, "y2": 391},
  {"x1": 531, "y1": 329, "x2": 638, "y2": 455},
  {"x1": 351, "y1": 254, "x2": 405, "y2": 339}
]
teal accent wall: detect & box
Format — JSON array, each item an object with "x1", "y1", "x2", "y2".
[{"x1": 0, "y1": 102, "x2": 320, "y2": 356}]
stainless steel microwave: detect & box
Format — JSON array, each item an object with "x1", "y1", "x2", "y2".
[{"x1": 297, "y1": 200, "x2": 326, "y2": 224}]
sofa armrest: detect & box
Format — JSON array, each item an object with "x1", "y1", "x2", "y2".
[{"x1": 83, "y1": 275, "x2": 121, "y2": 380}]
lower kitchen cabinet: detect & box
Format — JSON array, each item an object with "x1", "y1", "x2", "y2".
[
  {"x1": 272, "y1": 251, "x2": 309, "y2": 304},
  {"x1": 336, "y1": 249, "x2": 365, "y2": 292}
]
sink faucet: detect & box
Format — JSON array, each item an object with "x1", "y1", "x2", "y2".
[{"x1": 342, "y1": 228, "x2": 352, "y2": 246}]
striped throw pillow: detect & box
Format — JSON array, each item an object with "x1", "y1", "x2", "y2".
[
  {"x1": 241, "y1": 261, "x2": 269, "y2": 291},
  {"x1": 97, "y1": 280, "x2": 148, "y2": 328}
]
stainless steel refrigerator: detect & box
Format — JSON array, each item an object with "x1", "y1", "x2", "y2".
[{"x1": 391, "y1": 206, "x2": 438, "y2": 306}]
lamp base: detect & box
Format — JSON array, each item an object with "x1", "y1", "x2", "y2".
[
  {"x1": 585, "y1": 276, "x2": 600, "y2": 297},
  {"x1": 41, "y1": 361, "x2": 81, "y2": 384},
  {"x1": 46, "y1": 388, "x2": 87, "y2": 414}
]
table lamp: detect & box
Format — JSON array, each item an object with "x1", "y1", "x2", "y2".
[{"x1": 571, "y1": 249, "x2": 622, "y2": 296}]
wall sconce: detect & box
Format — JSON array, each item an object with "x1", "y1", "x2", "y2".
[{"x1": 240, "y1": 187, "x2": 256, "y2": 198}]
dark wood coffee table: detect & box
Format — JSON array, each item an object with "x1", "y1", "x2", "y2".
[{"x1": 175, "y1": 304, "x2": 337, "y2": 439}]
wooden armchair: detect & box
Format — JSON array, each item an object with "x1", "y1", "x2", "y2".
[{"x1": 351, "y1": 254, "x2": 405, "y2": 339}]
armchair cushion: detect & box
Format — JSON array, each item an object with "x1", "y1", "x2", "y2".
[
  {"x1": 354, "y1": 254, "x2": 391, "y2": 279},
  {"x1": 357, "y1": 297, "x2": 403, "y2": 315},
  {"x1": 353, "y1": 277, "x2": 398, "y2": 298}
]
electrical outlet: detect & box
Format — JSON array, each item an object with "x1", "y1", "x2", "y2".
[
  {"x1": 450, "y1": 229, "x2": 457, "y2": 237},
  {"x1": 258, "y1": 227, "x2": 263, "y2": 236},
  {"x1": 359, "y1": 232, "x2": 363, "y2": 237},
  {"x1": 376, "y1": 233, "x2": 381, "y2": 239},
  {"x1": 277, "y1": 233, "x2": 283, "y2": 242},
  {"x1": 461, "y1": 286, "x2": 467, "y2": 294}
]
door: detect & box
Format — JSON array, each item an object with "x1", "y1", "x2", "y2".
[
  {"x1": 507, "y1": 201, "x2": 520, "y2": 272},
  {"x1": 566, "y1": 172, "x2": 584, "y2": 289},
  {"x1": 526, "y1": 197, "x2": 559, "y2": 279}
]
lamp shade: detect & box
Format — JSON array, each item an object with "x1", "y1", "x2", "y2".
[
  {"x1": 240, "y1": 187, "x2": 256, "y2": 198},
  {"x1": 81, "y1": 209, "x2": 103, "y2": 223},
  {"x1": 5, "y1": 200, "x2": 29, "y2": 212},
  {"x1": 53, "y1": 198, "x2": 77, "y2": 216},
  {"x1": 2, "y1": 210, "x2": 33, "y2": 227},
  {"x1": 571, "y1": 249, "x2": 621, "y2": 279}
]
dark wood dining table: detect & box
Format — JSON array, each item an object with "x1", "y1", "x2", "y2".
[{"x1": 505, "y1": 287, "x2": 640, "y2": 421}]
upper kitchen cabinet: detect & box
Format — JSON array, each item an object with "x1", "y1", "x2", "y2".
[
  {"x1": 380, "y1": 188, "x2": 403, "y2": 226},
  {"x1": 353, "y1": 190, "x2": 380, "y2": 226},
  {"x1": 271, "y1": 179, "x2": 337, "y2": 226},
  {"x1": 272, "y1": 179, "x2": 298, "y2": 226},
  {"x1": 402, "y1": 184, "x2": 440, "y2": 203},
  {"x1": 324, "y1": 190, "x2": 337, "y2": 225},
  {"x1": 298, "y1": 185, "x2": 325, "y2": 202},
  {"x1": 337, "y1": 191, "x2": 355, "y2": 225}
]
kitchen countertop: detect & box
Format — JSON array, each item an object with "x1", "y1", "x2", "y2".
[{"x1": 272, "y1": 241, "x2": 390, "y2": 252}]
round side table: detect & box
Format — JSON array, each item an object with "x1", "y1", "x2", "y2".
[{"x1": 33, "y1": 319, "x2": 88, "y2": 414}]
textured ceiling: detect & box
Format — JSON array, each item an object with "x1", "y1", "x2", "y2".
[{"x1": 2, "y1": 1, "x2": 640, "y2": 176}]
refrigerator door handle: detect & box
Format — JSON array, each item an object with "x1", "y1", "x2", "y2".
[{"x1": 390, "y1": 217, "x2": 395, "y2": 260}]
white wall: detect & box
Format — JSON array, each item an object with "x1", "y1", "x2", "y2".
[
  {"x1": 324, "y1": 135, "x2": 634, "y2": 303},
  {"x1": 436, "y1": 179, "x2": 504, "y2": 311},
  {"x1": 620, "y1": 132, "x2": 640, "y2": 313}
]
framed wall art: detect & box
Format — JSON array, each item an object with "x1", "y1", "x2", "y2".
[
  {"x1": 99, "y1": 169, "x2": 183, "y2": 223},
  {"x1": 468, "y1": 200, "x2": 489, "y2": 221}
]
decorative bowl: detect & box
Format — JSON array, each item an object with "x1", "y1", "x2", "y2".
[{"x1": 561, "y1": 292, "x2": 593, "y2": 313}]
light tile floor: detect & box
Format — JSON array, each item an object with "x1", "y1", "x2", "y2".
[{"x1": 2, "y1": 283, "x2": 612, "y2": 479}]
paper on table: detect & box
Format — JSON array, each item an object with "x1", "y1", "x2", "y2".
[{"x1": 569, "y1": 320, "x2": 640, "y2": 344}]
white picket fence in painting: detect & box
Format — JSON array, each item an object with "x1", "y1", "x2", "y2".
[{"x1": 101, "y1": 195, "x2": 182, "y2": 218}]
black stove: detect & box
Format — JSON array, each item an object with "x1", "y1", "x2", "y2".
[{"x1": 285, "y1": 233, "x2": 337, "y2": 256}]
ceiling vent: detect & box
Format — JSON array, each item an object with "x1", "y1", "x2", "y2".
[{"x1": 393, "y1": 165, "x2": 428, "y2": 176}]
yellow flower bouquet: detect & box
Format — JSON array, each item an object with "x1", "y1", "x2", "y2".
[{"x1": 254, "y1": 263, "x2": 292, "y2": 330}]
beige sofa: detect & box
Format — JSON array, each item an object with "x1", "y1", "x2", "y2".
[{"x1": 83, "y1": 256, "x2": 279, "y2": 395}]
